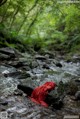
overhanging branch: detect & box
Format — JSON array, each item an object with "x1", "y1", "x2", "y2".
[{"x1": 0, "y1": 0, "x2": 7, "y2": 6}]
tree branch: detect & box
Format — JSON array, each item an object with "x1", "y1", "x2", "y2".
[
  {"x1": 26, "y1": 11, "x2": 39, "y2": 35},
  {"x1": 17, "y1": 0, "x2": 39, "y2": 33},
  {"x1": 0, "y1": 0, "x2": 7, "y2": 6}
]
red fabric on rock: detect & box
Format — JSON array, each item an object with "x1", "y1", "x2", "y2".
[{"x1": 30, "y1": 82, "x2": 56, "y2": 107}]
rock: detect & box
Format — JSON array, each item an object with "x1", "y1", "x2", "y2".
[
  {"x1": 15, "y1": 61, "x2": 28, "y2": 68},
  {"x1": 14, "y1": 90, "x2": 23, "y2": 96},
  {"x1": 17, "y1": 84, "x2": 33, "y2": 96},
  {"x1": 0, "y1": 97, "x2": 8, "y2": 106},
  {"x1": 11, "y1": 61, "x2": 24, "y2": 68},
  {"x1": 75, "y1": 91, "x2": 80, "y2": 100},
  {"x1": 42, "y1": 64, "x2": 50, "y2": 69},
  {"x1": 0, "y1": 47, "x2": 15, "y2": 58},
  {"x1": 75, "y1": 78, "x2": 80, "y2": 86},
  {"x1": 51, "y1": 99, "x2": 63, "y2": 110},
  {"x1": 0, "y1": 53, "x2": 10, "y2": 60},
  {"x1": 75, "y1": 78, "x2": 80, "y2": 83},
  {"x1": 0, "y1": 101, "x2": 8, "y2": 106},
  {"x1": 55, "y1": 63, "x2": 62, "y2": 68},
  {"x1": 3, "y1": 70, "x2": 31, "y2": 79},
  {"x1": 30, "y1": 61, "x2": 38, "y2": 68},
  {"x1": 45, "y1": 54, "x2": 49, "y2": 58},
  {"x1": 66, "y1": 59, "x2": 72, "y2": 63},
  {"x1": 7, "y1": 107, "x2": 17, "y2": 112},
  {"x1": 46, "y1": 94, "x2": 64, "y2": 110},
  {"x1": 72, "y1": 55, "x2": 80, "y2": 63},
  {"x1": 21, "y1": 66, "x2": 31, "y2": 71},
  {"x1": 8, "y1": 61, "x2": 31, "y2": 70},
  {"x1": 0, "y1": 106, "x2": 6, "y2": 111},
  {"x1": 57, "y1": 81, "x2": 65, "y2": 95},
  {"x1": 65, "y1": 81, "x2": 78, "y2": 95},
  {"x1": 35, "y1": 55, "x2": 46, "y2": 60},
  {"x1": 16, "y1": 108, "x2": 27, "y2": 114},
  {"x1": 40, "y1": 50, "x2": 55, "y2": 58},
  {"x1": 3, "y1": 71, "x2": 20, "y2": 78},
  {"x1": 45, "y1": 52, "x2": 55, "y2": 58},
  {"x1": 18, "y1": 72, "x2": 31, "y2": 79}
]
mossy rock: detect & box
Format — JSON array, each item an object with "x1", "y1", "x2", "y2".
[{"x1": 65, "y1": 80, "x2": 78, "y2": 95}]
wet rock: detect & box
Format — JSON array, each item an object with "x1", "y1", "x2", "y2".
[
  {"x1": 3, "y1": 70, "x2": 31, "y2": 79},
  {"x1": 75, "y1": 91, "x2": 80, "y2": 100},
  {"x1": 11, "y1": 61, "x2": 24, "y2": 68},
  {"x1": 7, "y1": 107, "x2": 17, "y2": 112},
  {"x1": 57, "y1": 81, "x2": 65, "y2": 95},
  {"x1": 16, "y1": 108, "x2": 27, "y2": 114},
  {"x1": 8, "y1": 61, "x2": 31, "y2": 71},
  {"x1": 9, "y1": 61, "x2": 28, "y2": 68},
  {"x1": 30, "y1": 61, "x2": 39, "y2": 68},
  {"x1": 18, "y1": 72, "x2": 31, "y2": 79},
  {"x1": 40, "y1": 50, "x2": 55, "y2": 58},
  {"x1": 45, "y1": 52, "x2": 55, "y2": 58},
  {"x1": 35, "y1": 55, "x2": 46, "y2": 60},
  {"x1": 55, "y1": 63, "x2": 62, "y2": 68},
  {"x1": 21, "y1": 66, "x2": 31, "y2": 71},
  {"x1": 45, "y1": 93, "x2": 64, "y2": 110},
  {"x1": 0, "y1": 53, "x2": 10, "y2": 60},
  {"x1": 65, "y1": 81, "x2": 78, "y2": 95},
  {"x1": 51, "y1": 99, "x2": 63, "y2": 110},
  {"x1": 0, "y1": 47, "x2": 15, "y2": 58},
  {"x1": 4, "y1": 73, "x2": 8, "y2": 77},
  {"x1": 72, "y1": 55, "x2": 80, "y2": 63},
  {"x1": 45, "y1": 54, "x2": 49, "y2": 59},
  {"x1": 0, "y1": 101, "x2": 8, "y2": 106},
  {"x1": 3, "y1": 71, "x2": 20, "y2": 78},
  {"x1": 75, "y1": 78, "x2": 80, "y2": 86},
  {"x1": 0, "y1": 97, "x2": 8, "y2": 106},
  {"x1": 66, "y1": 59, "x2": 72, "y2": 63},
  {"x1": 0, "y1": 105, "x2": 6, "y2": 111},
  {"x1": 17, "y1": 84, "x2": 33, "y2": 96},
  {"x1": 14, "y1": 90, "x2": 23, "y2": 96},
  {"x1": 42, "y1": 64, "x2": 50, "y2": 69}
]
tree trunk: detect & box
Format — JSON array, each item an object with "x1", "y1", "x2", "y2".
[
  {"x1": 26, "y1": 11, "x2": 39, "y2": 36},
  {"x1": 0, "y1": 0, "x2": 11, "y2": 23},
  {"x1": 9, "y1": 6, "x2": 20, "y2": 29},
  {"x1": 17, "y1": 0, "x2": 39, "y2": 34}
]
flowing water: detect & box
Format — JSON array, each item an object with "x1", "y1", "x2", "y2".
[{"x1": 0, "y1": 58, "x2": 80, "y2": 119}]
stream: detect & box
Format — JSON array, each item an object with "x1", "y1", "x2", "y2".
[{"x1": 0, "y1": 49, "x2": 80, "y2": 119}]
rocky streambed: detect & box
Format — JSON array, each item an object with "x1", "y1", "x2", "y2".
[{"x1": 0, "y1": 47, "x2": 80, "y2": 119}]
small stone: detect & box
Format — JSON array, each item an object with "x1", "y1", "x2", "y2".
[
  {"x1": 75, "y1": 91, "x2": 80, "y2": 100},
  {"x1": 56, "y1": 63, "x2": 62, "y2": 68},
  {"x1": 16, "y1": 108, "x2": 27, "y2": 113},
  {"x1": 35, "y1": 55, "x2": 46, "y2": 60},
  {"x1": 14, "y1": 90, "x2": 23, "y2": 96},
  {"x1": 42, "y1": 64, "x2": 50, "y2": 69},
  {"x1": 7, "y1": 107, "x2": 17, "y2": 112},
  {"x1": 0, "y1": 101, "x2": 8, "y2": 106}
]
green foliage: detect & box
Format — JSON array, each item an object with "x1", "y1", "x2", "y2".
[
  {"x1": 65, "y1": 5, "x2": 80, "y2": 32},
  {"x1": 0, "y1": 1, "x2": 80, "y2": 54}
]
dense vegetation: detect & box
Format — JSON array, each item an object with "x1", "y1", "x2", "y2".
[{"x1": 0, "y1": 0, "x2": 80, "y2": 54}]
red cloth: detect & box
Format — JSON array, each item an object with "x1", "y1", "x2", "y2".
[{"x1": 30, "y1": 82, "x2": 56, "y2": 107}]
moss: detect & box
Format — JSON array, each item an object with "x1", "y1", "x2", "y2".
[{"x1": 44, "y1": 70, "x2": 60, "y2": 75}]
